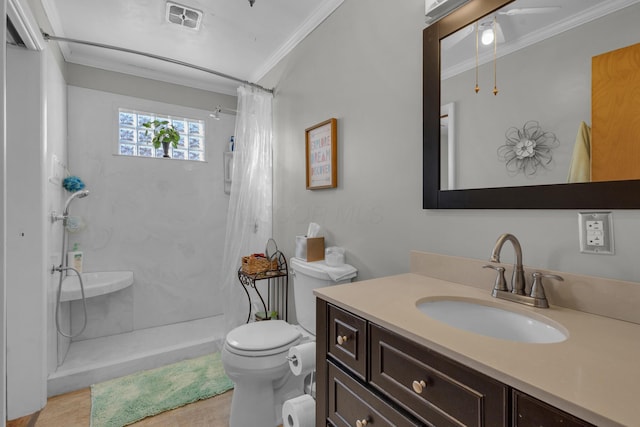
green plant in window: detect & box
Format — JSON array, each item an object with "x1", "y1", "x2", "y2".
[{"x1": 142, "y1": 119, "x2": 181, "y2": 150}]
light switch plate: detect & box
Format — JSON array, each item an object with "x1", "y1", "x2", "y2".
[{"x1": 578, "y1": 212, "x2": 614, "y2": 254}]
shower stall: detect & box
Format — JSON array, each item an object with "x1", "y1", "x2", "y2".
[
  {"x1": 5, "y1": 5, "x2": 245, "y2": 416},
  {"x1": 48, "y1": 86, "x2": 236, "y2": 396}
]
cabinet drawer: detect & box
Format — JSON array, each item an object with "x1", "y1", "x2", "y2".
[
  {"x1": 328, "y1": 361, "x2": 420, "y2": 427},
  {"x1": 370, "y1": 324, "x2": 508, "y2": 427},
  {"x1": 328, "y1": 304, "x2": 367, "y2": 379},
  {"x1": 513, "y1": 390, "x2": 596, "y2": 427}
]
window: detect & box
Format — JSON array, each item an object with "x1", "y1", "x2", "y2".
[{"x1": 118, "y1": 109, "x2": 206, "y2": 161}]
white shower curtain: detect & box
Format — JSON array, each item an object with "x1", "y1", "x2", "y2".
[{"x1": 221, "y1": 85, "x2": 274, "y2": 333}]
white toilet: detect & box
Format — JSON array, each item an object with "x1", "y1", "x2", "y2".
[{"x1": 222, "y1": 257, "x2": 357, "y2": 427}]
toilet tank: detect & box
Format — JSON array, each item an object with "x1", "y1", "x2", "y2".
[{"x1": 290, "y1": 257, "x2": 357, "y2": 335}]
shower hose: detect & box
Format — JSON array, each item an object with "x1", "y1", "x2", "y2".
[{"x1": 54, "y1": 264, "x2": 88, "y2": 338}]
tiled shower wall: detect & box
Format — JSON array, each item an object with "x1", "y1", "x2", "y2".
[{"x1": 66, "y1": 86, "x2": 233, "y2": 341}]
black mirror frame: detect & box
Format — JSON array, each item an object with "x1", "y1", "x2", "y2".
[{"x1": 423, "y1": 0, "x2": 640, "y2": 209}]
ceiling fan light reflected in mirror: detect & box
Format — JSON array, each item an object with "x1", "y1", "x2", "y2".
[
  {"x1": 481, "y1": 28, "x2": 494, "y2": 45},
  {"x1": 481, "y1": 20, "x2": 504, "y2": 45},
  {"x1": 442, "y1": 19, "x2": 505, "y2": 51}
]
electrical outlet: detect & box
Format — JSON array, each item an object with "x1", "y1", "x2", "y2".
[{"x1": 579, "y1": 212, "x2": 614, "y2": 254}]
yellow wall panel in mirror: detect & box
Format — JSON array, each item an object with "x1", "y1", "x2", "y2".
[{"x1": 592, "y1": 42, "x2": 640, "y2": 182}]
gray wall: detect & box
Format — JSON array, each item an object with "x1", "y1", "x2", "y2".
[
  {"x1": 261, "y1": 0, "x2": 640, "y2": 286},
  {"x1": 67, "y1": 64, "x2": 237, "y2": 114}
]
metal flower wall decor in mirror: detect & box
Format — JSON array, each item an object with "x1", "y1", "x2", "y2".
[{"x1": 497, "y1": 121, "x2": 559, "y2": 176}]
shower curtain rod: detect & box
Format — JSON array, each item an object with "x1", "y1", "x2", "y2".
[{"x1": 42, "y1": 32, "x2": 274, "y2": 94}]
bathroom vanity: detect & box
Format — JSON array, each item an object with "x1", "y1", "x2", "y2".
[{"x1": 314, "y1": 252, "x2": 640, "y2": 427}]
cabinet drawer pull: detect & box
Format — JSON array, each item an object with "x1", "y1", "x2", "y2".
[
  {"x1": 356, "y1": 419, "x2": 368, "y2": 427},
  {"x1": 337, "y1": 335, "x2": 349, "y2": 345},
  {"x1": 412, "y1": 380, "x2": 427, "y2": 394}
]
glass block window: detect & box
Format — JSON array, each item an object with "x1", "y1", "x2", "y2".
[{"x1": 118, "y1": 109, "x2": 205, "y2": 161}]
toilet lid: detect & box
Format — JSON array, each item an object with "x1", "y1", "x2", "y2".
[{"x1": 226, "y1": 320, "x2": 302, "y2": 353}]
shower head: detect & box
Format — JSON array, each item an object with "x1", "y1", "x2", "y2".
[{"x1": 63, "y1": 190, "x2": 90, "y2": 215}]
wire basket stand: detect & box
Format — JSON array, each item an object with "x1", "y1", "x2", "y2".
[{"x1": 237, "y1": 239, "x2": 289, "y2": 323}]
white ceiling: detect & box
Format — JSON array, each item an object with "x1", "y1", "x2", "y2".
[
  {"x1": 39, "y1": 0, "x2": 344, "y2": 95},
  {"x1": 35, "y1": 0, "x2": 639, "y2": 95}
]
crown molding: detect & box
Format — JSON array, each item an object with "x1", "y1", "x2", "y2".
[{"x1": 250, "y1": 0, "x2": 345, "y2": 83}]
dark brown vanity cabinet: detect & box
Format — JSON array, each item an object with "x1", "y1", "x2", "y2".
[
  {"x1": 327, "y1": 361, "x2": 420, "y2": 427},
  {"x1": 317, "y1": 299, "x2": 596, "y2": 427},
  {"x1": 369, "y1": 324, "x2": 508, "y2": 427},
  {"x1": 512, "y1": 391, "x2": 595, "y2": 427},
  {"x1": 327, "y1": 304, "x2": 367, "y2": 380}
]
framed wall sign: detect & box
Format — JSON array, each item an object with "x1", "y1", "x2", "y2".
[{"x1": 305, "y1": 118, "x2": 337, "y2": 190}]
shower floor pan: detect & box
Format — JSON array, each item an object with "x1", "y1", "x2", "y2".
[{"x1": 48, "y1": 315, "x2": 225, "y2": 396}]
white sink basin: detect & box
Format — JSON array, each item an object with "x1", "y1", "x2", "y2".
[
  {"x1": 60, "y1": 271, "x2": 134, "y2": 302},
  {"x1": 416, "y1": 298, "x2": 567, "y2": 343}
]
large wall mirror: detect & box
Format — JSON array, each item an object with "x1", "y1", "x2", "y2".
[{"x1": 423, "y1": 0, "x2": 640, "y2": 209}]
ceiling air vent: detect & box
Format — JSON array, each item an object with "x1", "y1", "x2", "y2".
[{"x1": 166, "y1": 2, "x2": 203, "y2": 30}]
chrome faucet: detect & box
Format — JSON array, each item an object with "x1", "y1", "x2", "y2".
[
  {"x1": 483, "y1": 233, "x2": 563, "y2": 308},
  {"x1": 490, "y1": 233, "x2": 526, "y2": 295}
]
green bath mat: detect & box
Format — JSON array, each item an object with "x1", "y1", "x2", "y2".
[{"x1": 90, "y1": 352, "x2": 234, "y2": 427}]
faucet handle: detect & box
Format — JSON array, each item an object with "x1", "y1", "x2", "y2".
[
  {"x1": 483, "y1": 264, "x2": 508, "y2": 293},
  {"x1": 530, "y1": 272, "x2": 564, "y2": 302}
]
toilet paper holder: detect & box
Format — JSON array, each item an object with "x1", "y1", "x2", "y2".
[{"x1": 286, "y1": 354, "x2": 300, "y2": 371}]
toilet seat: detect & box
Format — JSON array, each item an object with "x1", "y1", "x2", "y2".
[{"x1": 225, "y1": 320, "x2": 302, "y2": 357}]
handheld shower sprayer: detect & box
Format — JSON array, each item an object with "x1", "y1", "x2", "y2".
[
  {"x1": 63, "y1": 190, "x2": 90, "y2": 215},
  {"x1": 51, "y1": 189, "x2": 90, "y2": 223},
  {"x1": 52, "y1": 188, "x2": 91, "y2": 338}
]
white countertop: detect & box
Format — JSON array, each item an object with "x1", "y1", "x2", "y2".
[{"x1": 316, "y1": 272, "x2": 640, "y2": 427}]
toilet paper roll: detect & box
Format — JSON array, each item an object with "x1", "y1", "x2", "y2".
[
  {"x1": 282, "y1": 394, "x2": 315, "y2": 427},
  {"x1": 288, "y1": 342, "x2": 316, "y2": 376}
]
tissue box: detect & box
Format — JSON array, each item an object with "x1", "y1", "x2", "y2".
[{"x1": 295, "y1": 236, "x2": 325, "y2": 262}]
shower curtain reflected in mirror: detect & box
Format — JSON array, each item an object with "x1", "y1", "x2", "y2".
[{"x1": 221, "y1": 85, "x2": 274, "y2": 332}]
